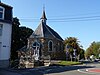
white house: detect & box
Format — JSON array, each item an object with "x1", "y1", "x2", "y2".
[{"x1": 0, "y1": 2, "x2": 12, "y2": 68}]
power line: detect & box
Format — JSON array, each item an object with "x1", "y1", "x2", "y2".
[
  {"x1": 47, "y1": 12, "x2": 100, "y2": 18},
  {"x1": 19, "y1": 15, "x2": 100, "y2": 22},
  {"x1": 48, "y1": 16, "x2": 100, "y2": 20},
  {"x1": 49, "y1": 18, "x2": 100, "y2": 22}
]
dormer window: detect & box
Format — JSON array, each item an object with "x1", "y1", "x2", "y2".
[{"x1": 0, "y1": 6, "x2": 5, "y2": 19}]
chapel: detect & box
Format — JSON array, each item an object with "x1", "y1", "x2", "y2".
[{"x1": 18, "y1": 9, "x2": 64, "y2": 68}]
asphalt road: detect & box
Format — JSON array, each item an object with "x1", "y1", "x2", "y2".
[
  {"x1": 42, "y1": 62, "x2": 100, "y2": 75},
  {"x1": 45, "y1": 70, "x2": 92, "y2": 75},
  {"x1": 0, "y1": 61, "x2": 100, "y2": 75}
]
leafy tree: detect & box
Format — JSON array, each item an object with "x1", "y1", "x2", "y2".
[
  {"x1": 79, "y1": 48, "x2": 85, "y2": 59},
  {"x1": 11, "y1": 17, "x2": 20, "y2": 60},
  {"x1": 64, "y1": 37, "x2": 85, "y2": 61},
  {"x1": 19, "y1": 26, "x2": 33, "y2": 48},
  {"x1": 11, "y1": 17, "x2": 33, "y2": 60},
  {"x1": 86, "y1": 41, "x2": 100, "y2": 58}
]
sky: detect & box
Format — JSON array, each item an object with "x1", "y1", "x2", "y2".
[{"x1": 2, "y1": 0, "x2": 100, "y2": 50}]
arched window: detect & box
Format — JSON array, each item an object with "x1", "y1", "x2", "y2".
[
  {"x1": 48, "y1": 40, "x2": 53, "y2": 51},
  {"x1": 0, "y1": 6, "x2": 5, "y2": 19}
]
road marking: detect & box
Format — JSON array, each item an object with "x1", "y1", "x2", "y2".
[{"x1": 77, "y1": 69, "x2": 98, "y2": 74}]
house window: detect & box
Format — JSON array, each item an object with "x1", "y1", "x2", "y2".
[
  {"x1": 48, "y1": 40, "x2": 53, "y2": 51},
  {"x1": 0, "y1": 6, "x2": 5, "y2": 19},
  {"x1": 0, "y1": 24, "x2": 2, "y2": 36}
]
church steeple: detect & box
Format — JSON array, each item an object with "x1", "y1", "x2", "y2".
[
  {"x1": 41, "y1": 10, "x2": 47, "y2": 20},
  {"x1": 40, "y1": 7, "x2": 47, "y2": 24}
]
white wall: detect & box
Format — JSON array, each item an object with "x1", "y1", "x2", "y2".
[{"x1": 0, "y1": 22, "x2": 12, "y2": 60}]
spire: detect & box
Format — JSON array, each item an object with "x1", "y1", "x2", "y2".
[{"x1": 40, "y1": 6, "x2": 47, "y2": 20}]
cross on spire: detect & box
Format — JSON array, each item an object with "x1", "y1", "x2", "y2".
[
  {"x1": 40, "y1": 5, "x2": 47, "y2": 20},
  {"x1": 43, "y1": 4, "x2": 45, "y2": 11}
]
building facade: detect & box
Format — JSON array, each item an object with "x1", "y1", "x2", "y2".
[
  {"x1": 18, "y1": 9, "x2": 65, "y2": 68},
  {"x1": 0, "y1": 2, "x2": 12, "y2": 68}
]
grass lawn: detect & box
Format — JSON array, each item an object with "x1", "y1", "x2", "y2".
[{"x1": 58, "y1": 61, "x2": 82, "y2": 66}]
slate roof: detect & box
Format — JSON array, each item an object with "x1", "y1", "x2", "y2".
[
  {"x1": 30, "y1": 9, "x2": 63, "y2": 41},
  {"x1": 30, "y1": 22, "x2": 63, "y2": 41},
  {"x1": 46, "y1": 24, "x2": 63, "y2": 41},
  {"x1": 0, "y1": 2, "x2": 13, "y2": 8}
]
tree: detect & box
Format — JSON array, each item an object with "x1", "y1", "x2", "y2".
[
  {"x1": 79, "y1": 48, "x2": 85, "y2": 60},
  {"x1": 64, "y1": 37, "x2": 85, "y2": 61},
  {"x1": 11, "y1": 17, "x2": 33, "y2": 60},
  {"x1": 11, "y1": 17, "x2": 20, "y2": 60},
  {"x1": 19, "y1": 26, "x2": 33, "y2": 48},
  {"x1": 86, "y1": 41, "x2": 100, "y2": 59}
]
